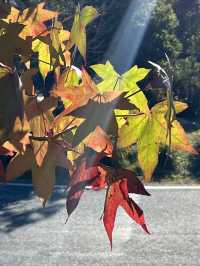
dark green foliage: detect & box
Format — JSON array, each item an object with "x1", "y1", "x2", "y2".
[{"x1": 135, "y1": 0, "x2": 200, "y2": 117}]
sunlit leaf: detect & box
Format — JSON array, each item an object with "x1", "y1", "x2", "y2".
[
  {"x1": 103, "y1": 175, "x2": 150, "y2": 248},
  {"x1": 6, "y1": 3, "x2": 58, "y2": 39},
  {"x1": 68, "y1": 5, "x2": 98, "y2": 59},
  {"x1": 91, "y1": 61, "x2": 149, "y2": 113},
  {"x1": 118, "y1": 101, "x2": 197, "y2": 180},
  {"x1": 32, "y1": 26, "x2": 70, "y2": 78}
]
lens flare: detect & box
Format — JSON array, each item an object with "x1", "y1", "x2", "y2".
[{"x1": 105, "y1": 0, "x2": 158, "y2": 73}]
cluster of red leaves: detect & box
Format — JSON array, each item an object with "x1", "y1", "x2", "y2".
[{"x1": 66, "y1": 146, "x2": 150, "y2": 248}]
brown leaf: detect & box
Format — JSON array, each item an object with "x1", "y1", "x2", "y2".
[
  {"x1": 0, "y1": 21, "x2": 32, "y2": 66},
  {"x1": 6, "y1": 141, "x2": 71, "y2": 205},
  {"x1": 0, "y1": 67, "x2": 28, "y2": 144},
  {"x1": 21, "y1": 68, "x2": 37, "y2": 96},
  {"x1": 68, "y1": 92, "x2": 136, "y2": 147},
  {"x1": 25, "y1": 96, "x2": 57, "y2": 166},
  {"x1": 91, "y1": 166, "x2": 107, "y2": 190}
]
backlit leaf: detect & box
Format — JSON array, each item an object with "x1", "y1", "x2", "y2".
[
  {"x1": 91, "y1": 61, "x2": 149, "y2": 113},
  {"x1": 68, "y1": 5, "x2": 98, "y2": 59},
  {"x1": 103, "y1": 176, "x2": 150, "y2": 248},
  {"x1": 6, "y1": 141, "x2": 71, "y2": 205},
  {"x1": 7, "y1": 3, "x2": 58, "y2": 39}
]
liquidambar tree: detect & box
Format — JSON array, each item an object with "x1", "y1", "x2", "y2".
[{"x1": 0, "y1": 1, "x2": 198, "y2": 248}]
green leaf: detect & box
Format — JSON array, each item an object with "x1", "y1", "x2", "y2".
[
  {"x1": 118, "y1": 113, "x2": 148, "y2": 148},
  {"x1": 118, "y1": 100, "x2": 197, "y2": 181},
  {"x1": 125, "y1": 84, "x2": 149, "y2": 114},
  {"x1": 137, "y1": 118, "x2": 159, "y2": 181},
  {"x1": 69, "y1": 5, "x2": 98, "y2": 60},
  {"x1": 91, "y1": 61, "x2": 149, "y2": 113},
  {"x1": 122, "y1": 65, "x2": 150, "y2": 87},
  {"x1": 91, "y1": 61, "x2": 118, "y2": 81},
  {"x1": 80, "y1": 6, "x2": 99, "y2": 26}
]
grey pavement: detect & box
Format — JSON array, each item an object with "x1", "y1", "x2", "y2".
[{"x1": 1, "y1": 185, "x2": 200, "y2": 266}]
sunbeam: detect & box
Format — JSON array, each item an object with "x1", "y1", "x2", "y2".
[{"x1": 105, "y1": 0, "x2": 158, "y2": 73}]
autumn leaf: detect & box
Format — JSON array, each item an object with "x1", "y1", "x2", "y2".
[
  {"x1": 91, "y1": 61, "x2": 149, "y2": 92},
  {"x1": 66, "y1": 153, "x2": 100, "y2": 218},
  {"x1": 91, "y1": 166, "x2": 107, "y2": 190},
  {"x1": 6, "y1": 3, "x2": 58, "y2": 39},
  {"x1": 52, "y1": 68, "x2": 98, "y2": 125},
  {"x1": 91, "y1": 61, "x2": 149, "y2": 114},
  {"x1": 49, "y1": 20, "x2": 70, "y2": 69},
  {"x1": 32, "y1": 23, "x2": 70, "y2": 77},
  {"x1": 67, "y1": 91, "x2": 137, "y2": 147},
  {"x1": 137, "y1": 117, "x2": 159, "y2": 181},
  {"x1": 68, "y1": 5, "x2": 98, "y2": 60},
  {"x1": 0, "y1": 21, "x2": 32, "y2": 66},
  {"x1": 151, "y1": 101, "x2": 198, "y2": 154},
  {"x1": 118, "y1": 101, "x2": 197, "y2": 181},
  {"x1": 66, "y1": 146, "x2": 114, "y2": 217},
  {"x1": 0, "y1": 67, "x2": 29, "y2": 144},
  {"x1": 21, "y1": 68, "x2": 38, "y2": 96},
  {"x1": 84, "y1": 126, "x2": 113, "y2": 154},
  {"x1": 6, "y1": 141, "x2": 71, "y2": 205},
  {"x1": 25, "y1": 96, "x2": 58, "y2": 166},
  {"x1": 103, "y1": 174, "x2": 150, "y2": 248}
]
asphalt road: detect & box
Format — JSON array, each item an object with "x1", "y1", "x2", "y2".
[{"x1": 1, "y1": 185, "x2": 200, "y2": 266}]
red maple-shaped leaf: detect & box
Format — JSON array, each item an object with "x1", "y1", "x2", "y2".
[
  {"x1": 103, "y1": 172, "x2": 150, "y2": 249},
  {"x1": 91, "y1": 166, "x2": 107, "y2": 190},
  {"x1": 66, "y1": 154, "x2": 100, "y2": 218}
]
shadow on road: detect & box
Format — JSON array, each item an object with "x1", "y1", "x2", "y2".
[{"x1": 0, "y1": 184, "x2": 65, "y2": 233}]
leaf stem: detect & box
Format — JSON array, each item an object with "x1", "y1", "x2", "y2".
[
  {"x1": 125, "y1": 89, "x2": 141, "y2": 99},
  {"x1": 29, "y1": 125, "x2": 76, "y2": 141},
  {"x1": 115, "y1": 113, "x2": 144, "y2": 117}
]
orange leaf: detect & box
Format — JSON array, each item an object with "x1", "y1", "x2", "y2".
[
  {"x1": 85, "y1": 126, "x2": 113, "y2": 155},
  {"x1": 52, "y1": 68, "x2": 98, "y2": 121},
  {"x1": 7, "y1": 3, "x2": 58, "y2": 39}
]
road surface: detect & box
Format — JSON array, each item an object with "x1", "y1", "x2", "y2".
[{"x1": 1, "y1": 184, "x2": 200, "y2": 266}]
